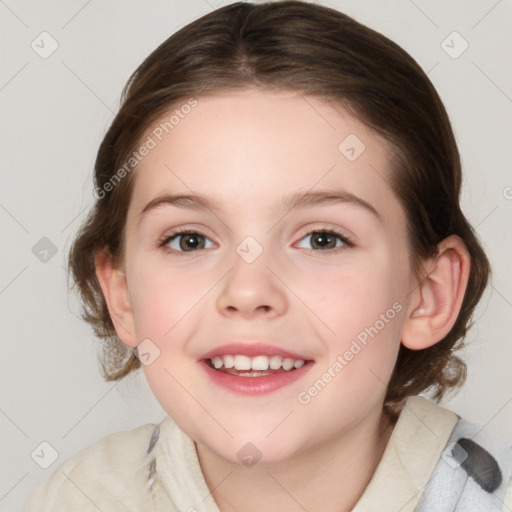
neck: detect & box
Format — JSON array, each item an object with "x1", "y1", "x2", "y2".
[{"x1": 195, "y1": 406, "x2": 395, "y2": 512}]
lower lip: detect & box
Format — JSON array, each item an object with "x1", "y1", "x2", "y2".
[{"x1": 199, "y1": 360, "x2": 314, "y2": 395}]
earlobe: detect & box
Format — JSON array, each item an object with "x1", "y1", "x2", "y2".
[
  {"x1": 401, "y1": 235, "x2": 470, "y2": 350},
  {"x1": 94, "y1": 251, "x2": 137, "y2": 348}
]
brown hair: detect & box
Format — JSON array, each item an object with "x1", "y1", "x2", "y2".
[{"x1": 67, "y1": 0, "x2": 490, "y2": 413}]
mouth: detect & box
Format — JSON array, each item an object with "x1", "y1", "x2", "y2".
[
  {"x1": 198, "y1": 343, "x2": 315, "y2": 394},
  {"x1": 200, "y1": 357, "x2": 314, "y2": 395},
  {"x1": 205, "y1": 353, "x2": 311, "y2": 374}
]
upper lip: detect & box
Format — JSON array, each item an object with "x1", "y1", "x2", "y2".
[{"x1": 199, "y1": 342, "x2": 313, "y2": 361}]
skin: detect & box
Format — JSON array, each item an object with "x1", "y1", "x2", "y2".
[{"x1": 96, "y1": 88, "x2": 470, "y2": 511}]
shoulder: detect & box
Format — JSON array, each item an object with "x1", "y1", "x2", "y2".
[
  {"x1": 405, "y1": 396, "x2": 512, "y2": 512},
  {"x1": 24, "y1": 421, "x2": 160, "y2": 511},
  {"x1": 506, "y1": 478, "x2": 512, "y2": 511}
]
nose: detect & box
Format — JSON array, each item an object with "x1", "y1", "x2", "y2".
[{"x1": 216, "y1": 254, "x2": 288, "y2": 320}]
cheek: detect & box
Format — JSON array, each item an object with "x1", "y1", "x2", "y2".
[
  {"x1": 295, "y1": 253, "x2": 406, "y2": 341},
  {"x1": 126, "y1": 254, "x2": 213, "y2": 341},
  {"x1": 293, "y1": 251, "x2": 407, "y2": 398}
]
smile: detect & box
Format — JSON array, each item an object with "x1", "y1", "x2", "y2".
[
  {"x1": 208, "y1": 354, "x2": 306, "y2": 373},
  {"x1": 201, "y1": 356, "x2": 314, "y2": 395}
]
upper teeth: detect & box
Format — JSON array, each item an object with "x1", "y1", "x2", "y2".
[{"x1": 210, "y1": 355, "x2": 306, "y2": 371}]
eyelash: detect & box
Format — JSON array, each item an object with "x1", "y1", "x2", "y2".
[{"x1": 157, "y1": 225, "x2": 354, "y2": 257}]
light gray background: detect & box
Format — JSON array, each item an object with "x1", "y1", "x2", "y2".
[{"x1": 1, "y1": 0, "x2": 511, "y2": 510}]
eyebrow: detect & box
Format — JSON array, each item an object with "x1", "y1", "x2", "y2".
[{"x1": 139, "y1": 188, "x2": 381, "y2": 223}]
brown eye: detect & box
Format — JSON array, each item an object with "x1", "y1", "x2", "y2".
[
  {"x1": 309, "y1": 232, "x2": 338, "y2": 250},
  {"x1": 296, "y1": 230, "x2": 348, "y2": 251},
  {"x1": 178, "y1": 233, "x2": 206, "y2": 251},
  {"x1": 161, "y1": 231, "x2": 214, "y2": 252}
]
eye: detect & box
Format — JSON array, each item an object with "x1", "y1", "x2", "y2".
[
  {"x1": 158, "y1": 229, "x2": 215, "y2": 254},
  {"x1": 295, "y1": 228, "x2": 353, "y2": 252},
  {"x1": 157, "y1": 226, "x2": 353, "y2": 255}
]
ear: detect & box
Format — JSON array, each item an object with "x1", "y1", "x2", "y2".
[
  {"x1": 401, "y1": 235, "x2": 471, "y2": 350},
  {"x1": 94, "y1": 250, "x2": 137, "y2": 348}
]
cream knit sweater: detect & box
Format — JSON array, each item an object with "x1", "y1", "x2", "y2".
[{"x1": 24, "y1": 396, "x2": 512, "y2": 511}]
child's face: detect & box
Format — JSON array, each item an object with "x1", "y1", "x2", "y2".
[{"x1": 119, "y1": 89, "x2": 418, "y2": 464}]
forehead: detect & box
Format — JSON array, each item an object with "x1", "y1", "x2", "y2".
[{"x1": 129, "y1": 89, "x2": 401, "y2": 222}]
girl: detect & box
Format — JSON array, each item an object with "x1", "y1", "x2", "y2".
[{"x1": 24, "y1": 1, "x2": 511, "y2": 510}]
